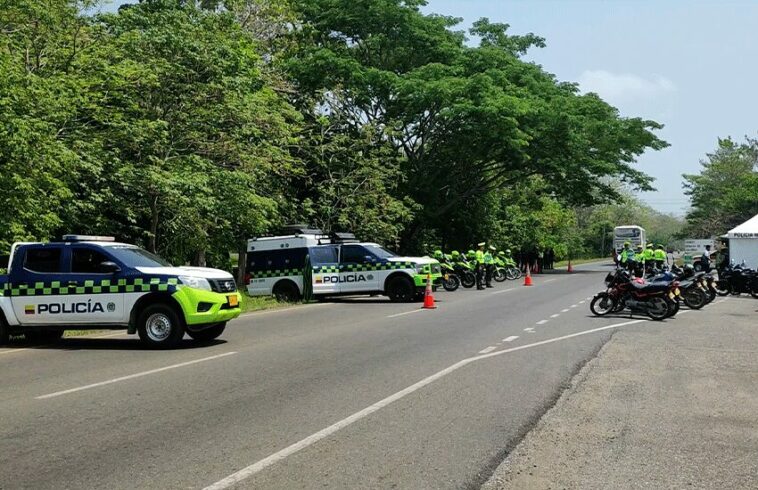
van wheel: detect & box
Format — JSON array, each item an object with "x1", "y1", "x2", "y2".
[
  {"x1": 137, "y1": 304, "x2": 184, "y2": 349},
  {"x1": 273, "y1": 281, "x2": 300, "y2": 302},
  {"x1": 187, "y1": 322, "x2": 226, "y2": 342},
  {"x1": 387, "y1": 276, "x2": 414, "y2": 303}
]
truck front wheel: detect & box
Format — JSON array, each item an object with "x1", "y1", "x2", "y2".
[
  {"x1": 0, "y1": 319, "x2": 8, "y2": 346},
  {"x1": 187, "y1": 322, "x2": 226, "y2": 342},
  {"x1": 137, "y1": 304, "x2": 185, "y2": 349}
]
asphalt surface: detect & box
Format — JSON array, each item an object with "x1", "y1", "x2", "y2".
[
  {"x1": 0, "y1": 262, "x2": 680, "y2": 489},
  {"x1": 484, "y1": 295, "x2": 758, "y2": 489}
]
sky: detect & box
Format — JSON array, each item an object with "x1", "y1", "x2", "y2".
[{"x1": 105, "y1": 0, "x2": 758, "y2": 215}]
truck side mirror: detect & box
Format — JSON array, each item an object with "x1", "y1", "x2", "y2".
[{"x1": 99, "y1": 261, "x2": 121, "y2": 274}]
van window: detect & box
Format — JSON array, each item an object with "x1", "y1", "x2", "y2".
[
  {"x1": 309, "y1": 246, "x2": 339, "y2": 265},
  {"x1": 247, "y1": 248, "x2": 307, "y2": 273},
  {"x1": 24, "y1": 247, "x2": 63, "y2": 273}
]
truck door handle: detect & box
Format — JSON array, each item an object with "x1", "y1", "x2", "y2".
[{"x1": 67, "y1": 281, "x2": 78, "y2": 287}]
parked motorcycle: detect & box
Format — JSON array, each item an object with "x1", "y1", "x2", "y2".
[
  {"x1": 715, "y1": 264, "x2": 758, "y2": 298},
  {"x1": 591, "y1": 268, "x2": 676, "y2": 321}
]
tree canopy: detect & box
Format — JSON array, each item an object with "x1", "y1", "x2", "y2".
[{"x1": 0, "y1": 0, "x2": 670, "y2": 271}]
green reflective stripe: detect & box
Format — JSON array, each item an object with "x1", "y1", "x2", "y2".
[{"x1": 3, "y1": 277, "x2": 182, "y2": 297}]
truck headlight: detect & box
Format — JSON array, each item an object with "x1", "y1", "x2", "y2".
[{"x1": 179, "y1": 275, "x2": 212, "y2": 291}]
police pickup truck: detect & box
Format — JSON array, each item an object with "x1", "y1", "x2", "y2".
[
  {"x1": 245, "y1": 227, "x2": 442, "y2": 302},
  {"x1": 0, "y1": 236, "x2": 241, "y2": 348}
]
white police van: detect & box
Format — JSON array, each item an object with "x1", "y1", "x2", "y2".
[
  {"x1": 245, "y1": 226, "x2": 442, "y2": 302},
  {"x1": 0, "y1": 235, "x2": 242, "y2": 348}
]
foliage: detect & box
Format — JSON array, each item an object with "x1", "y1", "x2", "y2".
[
  {"x1": 682, "y1": 137, "x2": 758, "y2": 238},
  {"x1": 0, "y1": 0, "x2": 671, "y2": 272}
]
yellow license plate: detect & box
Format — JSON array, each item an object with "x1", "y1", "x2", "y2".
[
  {"x1": 444, "y1": 274, "x2": 449, "y2": 280},
  {"x1": 675, "y1": 288, "x2": 681, "y2": 296},
  {"x1": 228, "y1": 295, "x2": 239, "y2": 307},
  {"x1": 669, "y1": 292, "x2": 675, "y2": 300}
]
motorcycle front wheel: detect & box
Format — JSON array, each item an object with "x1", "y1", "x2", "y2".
[
  {"x1": 714, "y1": 280, "x2": 731, "y2": 296},
  {"x1": 460, "y1": 271, "x2": 476, "y2": 288},
  {"x1": 493, "y1": 268, "x2": 507, "y2": 282},
  {"x1": 590, "y1": 293, "x2": 616, "y2": 316},
  {"x1": 683, "y1": 287, "x2": 707, "y2": 309},
  {"x1": 442, "y1": 274, "x2": 460, "y2": 292}
]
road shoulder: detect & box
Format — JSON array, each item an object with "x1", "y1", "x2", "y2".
[{"x1": 484, "y1": 297, "x2": 758, "y2": 489}]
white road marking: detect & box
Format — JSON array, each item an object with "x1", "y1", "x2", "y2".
[
  {"x1": 561, "y1": 309, "x2": 570, "y2": 313},
  {"x1": 570, "y1": 304, "x2": 578, "y2": 308},
  {"x1": 536, "y1": 320, "x2": 548, "y2": 325},
  {"x1": 203, "y1": 318, "x2": 648, "y2": 490},
  {"x1": 503, "y1": 336, "x2": 519, "y2": 342},
  {"x1": 240, "y1": 302, "x2": 331, "y2": 317},
  {"x1": 491, "y1": 288, "x2": 515, "y2": 295},
  {"x1": 36, "y1": 352, "x2": 237, "y2": 400},
  {"x1": 579, "y1": 300, "x2": 586, "y2": 304},
  {"x1": 544, "y1": 279, "x2": 557, "y2": 283},
  {"x1": 550, "y1": 314, "x2": 560, "y2": 318},
  {"x1": 478, "y1": 346, "x2": 497, "y2": 354},
  {"x1": 0, "y1": 348, "x2": 31, "y2": 356},
  {"x1": 387, "y1": 309, "x2": 426, "y2": 319},
  {"x1": 524, "y1": 327, "x2": 535, "y2": 332}
]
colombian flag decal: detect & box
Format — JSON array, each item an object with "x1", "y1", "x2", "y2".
[
  {"x1": 24, "y1": 305, "x2": 35, "y2": 315},
  {"x1": 315, "y1": 276, "x2": 323, "y2": 284}
]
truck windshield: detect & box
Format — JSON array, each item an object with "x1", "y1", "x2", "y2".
[
  {"x1": 107, "y1": 246, "x2": 173, "y2": 268},
  {"x1": 365, "y1": 245, "x2": 396, "y2": 259}
]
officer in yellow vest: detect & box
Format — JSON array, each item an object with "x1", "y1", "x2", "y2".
[
  {"x1": 654, "y1": 244, "x2": 667, "y2": 269},
  {"x1": 475, "y1": 243, "x2": 486, "y2": 290}
]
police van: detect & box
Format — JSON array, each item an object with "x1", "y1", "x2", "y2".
[
  {"x1": 0, "y1": 235, "x2": 242, "y2": 348},
  {"x1": 245, "y1": 227, "x2": 442, "y2": 302}
]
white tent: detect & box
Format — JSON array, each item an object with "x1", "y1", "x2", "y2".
[{"x1": 727, "y1": 214, "x2": 758, "y2": 268}]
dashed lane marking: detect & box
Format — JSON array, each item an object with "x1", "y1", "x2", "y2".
[
  {"x1": 550, "y1": 314, "x2": 560, "y2": 318},
  {"x1": 202, "y1": 317, "x2": 649, "y2": 490},
  {"x1": 570, "y1": 304, "x2": 578, "y2": 308},
  {"x1": 387, "y1": 309, "x2": 426, "y2": 319},
  {"x1": 491, "y1": 288, "x2": 516, "y2": 295},
  {"x1": 561, "y1": 309, "x2": 570, "y2": 313},
  {"x1": 478, "y1": 346, "x2": 497, "y2": 354},
  {"x1": 503, "y1": 336, "x2": 519, "y2": 342},
  {"x1": 36, "y1": 352, "x2": 238, "y2": 400},
  {"x1": 524, "y1": 327, "x2": 536, "y2": 333},
  {"x1": 536, "y1": 320, "x2": 548, "y2": 325}
]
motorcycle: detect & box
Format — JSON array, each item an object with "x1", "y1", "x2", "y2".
[
  {"x1": 452, "y1": 260, "x2": 477, "y2": 289},
  {"x1": 715, "y1": 263, "x2": 758, "y2": 298},
  {"x1": 591, "y1": 268, "x2": 676, "y2": 321},
  {"x1": 663, "y1": 265, "x2": 708, "y2": 310},
  {"x1": 439, "y1": 260, "x2": 460, "y2": 292}
]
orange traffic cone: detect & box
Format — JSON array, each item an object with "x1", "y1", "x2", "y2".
[
  {"x1": 567, "y1": 260, "x2": 574, "y2": 273},
  {"x1": 423, "y1": 274, "x2": 437, "y2": 309},
  {"x1": 523, "y1": 265, "x2": 533, "y2": 286}
]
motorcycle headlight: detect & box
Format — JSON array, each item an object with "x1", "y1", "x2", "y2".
[{"x1": 179, "y1": 275, "x2": 212, "y2": 291}]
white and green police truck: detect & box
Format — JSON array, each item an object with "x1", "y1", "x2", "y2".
[
  {"x1": 245, "y1": 227, "x2": 442, "y2": 302},
  {"x1": 0, "y1": 236, "x2": 242, "y2": 348}
]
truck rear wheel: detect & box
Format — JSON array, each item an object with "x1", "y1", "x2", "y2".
[
  {"x1": 137, "y1": 304, "x2": 185, "y2": 349},
  {"x1": 187, "y1": 322, "x2": 226, "y2": 342},
  {"x1": 272, "y1": 280, "x2": 300, "y2": 302}
]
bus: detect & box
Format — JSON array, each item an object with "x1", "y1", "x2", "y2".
[{"x1": 613, "y1": 225, "x2": 646, "y2": 252}]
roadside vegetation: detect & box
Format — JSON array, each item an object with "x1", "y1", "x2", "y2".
[{"x1": 1, "y1": 0, "x2": 677, "y2": 274}]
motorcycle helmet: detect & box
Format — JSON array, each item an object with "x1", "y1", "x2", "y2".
[
  {"x1": 451, "y1": 250, "x2": 460, "y2": 258},
  {"x1": 498, "y1": 251, "x2": 505, "y2": 256},
  {"x1": 506, "y1": 249, "x2": 511, "y2": 254},
  {"x1": 433, "y1": 249, "x2": 443, "y2": 259},
  {"x1": 466, "y1": 250, "x2": 476, "y2": 260}
]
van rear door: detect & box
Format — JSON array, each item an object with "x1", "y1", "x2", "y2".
[{"x1": 309, "y1": 246, "x2": 340, "y2": 295}]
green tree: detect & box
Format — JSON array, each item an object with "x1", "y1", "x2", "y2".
[{"x1": 682, "y1": 137, "x2": 758, "y2": 238}]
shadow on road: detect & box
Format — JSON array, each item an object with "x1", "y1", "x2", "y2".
[{"x1": 2, "y1": 337, "x2": 227, "y2": 351}]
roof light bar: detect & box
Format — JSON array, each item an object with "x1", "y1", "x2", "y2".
[{"x1": 62, "y1": 235, "x2": 116, "y2": 242}]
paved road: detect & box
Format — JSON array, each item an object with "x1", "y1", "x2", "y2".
[{"x1": 0, "y1": 262, "x2": 662, "y2": 489}]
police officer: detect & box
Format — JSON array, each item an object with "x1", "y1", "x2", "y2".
[
  {"x1": 620, "y1": 242, "x2": 634, "y2": 269},
  {"x1": 484, "y1": 245, "x2": 496, "y2": 288},
  {"x1": 701, "y1": 245, "x2": 712, "y2": 272},
  {"x1": 644, "y1": 244, "x2": 654, "y2": 265},
  {"x1": 475, "y1": 242, "x2": 487, "y2": 290},
  {"x1": 654, "y1": 244, "x2": 667, "y2": 269}
]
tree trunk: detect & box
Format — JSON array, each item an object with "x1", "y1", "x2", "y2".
[
  {"x1": 236, "y1": 242, "x2": 247, "y2": 287},
  {"x1": 195, "y1": 249, "x2": 207, "y2": 267},
  {"x1": 148, "y1": 196, "x2": 159, "y2": 253}
]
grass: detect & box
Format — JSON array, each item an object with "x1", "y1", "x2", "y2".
[
  {"x1": 238, "y1": 293, "x2": 293, "y2": 313},
  {"x1": 554, "y1": 257, "x2": 609, "y2": 268}
]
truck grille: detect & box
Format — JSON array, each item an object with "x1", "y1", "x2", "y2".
[{"x1": 209, "y1": 279, "x2": 237, "y2": 293}]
